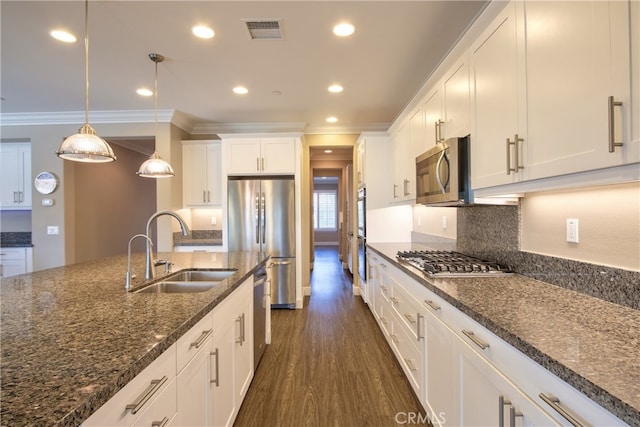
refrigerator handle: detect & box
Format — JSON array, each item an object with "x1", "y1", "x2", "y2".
[
  {"x1": 255, "y1": 192, "x2": 260, "y2": 244},
  {"x1": 261, "y1": 192, "x2": 266, "y2": 245}
]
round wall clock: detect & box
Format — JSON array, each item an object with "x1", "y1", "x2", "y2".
[{"x1": 34, "y1": 171, "x2": 58, "y2": 195}]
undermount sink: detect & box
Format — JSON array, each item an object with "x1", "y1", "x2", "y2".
[{"x1": 134, "y1": 269, "x2": 237, "y2": 294}]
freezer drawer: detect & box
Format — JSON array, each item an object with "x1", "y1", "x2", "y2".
[{"x1": 269, "y1": 258, "x2": 295, "y2": 309}]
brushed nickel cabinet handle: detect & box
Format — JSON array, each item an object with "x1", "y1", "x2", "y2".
[
  {"x1": 506, "y1": 134, "x2": 524, "y2": 175},
  {"x1": 256, "y1": 157, "x2": 260, "y2": 171},
  {"x1": 510, "y1": 406, "x2": 523, "y2": 427},
  {"x1": 404, "y1": 358, "x2": 417, "y2": 371},
  {"x1": 261, "y1": 157, "x2": 265, "y2": 171},
  {"x1": 499, "y1": 395, "x2": 511, "y2": 427},
  {"x1": 389, "y1": 296, "x2": 399, "y2": 305},
  {"x1": 539, "y1": 393, "x2": 585, "y2": 427},
  {"x1": 210, "y1": 348, "x2": 219, "y2": 386},
  {"x1": 403, "y1": 178, "x2": 410, "y2": 196},
  {"x1": 151, "y1": 417, "x2": 170, "y2": 427},
  {"x1": 125, "y1": 376, "x2": 168, "y2": 415},
  {"x1": 203, "y1": 190, "x2": 206, "y2": 203},
  {"x1": 393, "y1": 183, "x2": 398, "y2": 198},
  {"x1": 190, "y1": 329, "x2": 213, "y2": 349},
  {"x1": 608, "y1": 96, "x2": 623, "y2": 152},
  {"x1": 416, "y1": 313, "x2": 424, "y2": 341},
  {"x1": 390, "y1": 334, "x2": 400, "y2": 344},
  {"x1": 207, "y1": 190, "x2": 211, "y2": 203},
  {"x1": 462, "y1": 329, "x2": 489, "y2": 350},
  {"x1": 404, "y1": 313, "x2": 416, "y2": 324},
  {"x1": 236, "y1": 316, "x2": 243, "y2": 344},
  {"x1": 424, "y1": 299, "x2": 441, "y2": 311}
]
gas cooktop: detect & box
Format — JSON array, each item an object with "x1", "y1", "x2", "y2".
[{"x1": 396, "y1": 250, "x2": 513, "y2": 277}]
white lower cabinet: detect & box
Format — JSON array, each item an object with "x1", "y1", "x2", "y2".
[
  {"x1": 366, "y1": 249, "x2": 628, "y2": 427},
  {"x1": 0, "y1": 247, "x2": 33, "y2": 278},
  {"x1": 83, "y1": 344, "x2": 177, "y2": 426},
  {"x1": 83, "y1": 278, "x2": 255, "y2": 427}
]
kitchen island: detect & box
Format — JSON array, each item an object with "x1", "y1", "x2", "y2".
[
  {"x1": 0, "y1": 250, "x2": 269, "y2": 426},
  {"x1": 367, "y1": 242, "x2": 640, "y2": 426}
]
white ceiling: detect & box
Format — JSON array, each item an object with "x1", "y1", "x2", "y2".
[{"x1": 0, "y1": 1, "x2": 488, "y2": 134}]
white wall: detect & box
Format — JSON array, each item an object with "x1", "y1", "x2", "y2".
[
  {"x1": 367, "y1": 205, "x2": 412, "y2": 243},
  {"x1": 412, "y1": 205, "x2": 457, "y2": 240},
  {"x1": 521, "y1": 182, "x2": 640, "y2": 271}
]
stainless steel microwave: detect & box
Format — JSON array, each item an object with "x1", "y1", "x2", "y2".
[{"x1": 415, "y1": 137, "x2": 473, "y2": 206}]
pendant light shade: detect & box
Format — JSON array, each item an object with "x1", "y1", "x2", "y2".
[
  {"x1": 137, "y1": 53, "x2": 174, "y2": 178},
  {"x1": 56, "y1": 0, "x2": 116, "y2": 163}
]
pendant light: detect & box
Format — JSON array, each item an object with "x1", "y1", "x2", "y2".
[
  {"x1": 137, "y1": 53, "x2": 175, "y2": 178},
  {"x1": 56, "y1": 0, "x2": 116, "y2": 163}
]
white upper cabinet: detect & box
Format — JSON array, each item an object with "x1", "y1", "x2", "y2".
[
  {"x1": 471, "y1": 2, "x2": 526, "y2": 189},
  {"x1": 442, "y1": 57, "x2": 471, "y2": 140},
  {"x1": 471, "y1": 0, "x2": 636, "y2": 190},
  {"x1": 522, "y1": 0, "x2": 635, "y2": 179},
  {"x1": 391, "y1": 122, "x2": 414, "y2": 202},
  {"x1": 182, "y1": 141, "x2": 222, "y2": 207},
  {"x1": 0, "y1": 143, "x2": 32, "y2": 210},
  {"x1": 423, "y1": 86, "x2": 444, "y2": 150},
  {"x1": 225, "y1": 137, "x2": 296, "y2": 175}
]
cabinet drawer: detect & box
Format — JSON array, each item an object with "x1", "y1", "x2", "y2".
[
  {"x1": 389, "y1": 281, "x2": 423, "y2": 340},
  {"x1": 83, "y1": 343, "x2": 176, "y2": 426},
  {"x1": 389, "y1": 310, "x2": 424, "y2": 396},
  {"x1": 131, "y1": 377, "x2": 177, "y2": 427},
  {"x1": 177, "y1": 311, "x2": 214, "y2": 373},
  {"x1": 0, "y1": 248, "x2": 27, "y2": 260}
]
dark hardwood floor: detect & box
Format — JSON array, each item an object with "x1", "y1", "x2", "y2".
[{"x1": 234, "y1": 246, "x2": 427, "y2": 427}]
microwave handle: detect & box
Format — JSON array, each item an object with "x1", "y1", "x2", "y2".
[{"x1": 435, "y1": 150, "x2": 449, "y2": 194}]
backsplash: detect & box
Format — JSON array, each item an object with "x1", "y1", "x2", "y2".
[
  {"x1": 454, "y1": 205, "x2": 640, "y2": 310},
  {"x1": 173, "y1": 229, "x2": 222, "y2": 246},
  {"x1": 0, "y1": 232, "x2": 32, "y2": 247}
]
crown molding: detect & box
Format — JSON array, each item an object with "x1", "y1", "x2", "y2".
[
  {"x1": 191, "y1": 122, "x2": 308, "y2": 135},
  {"x1": 303, "y1": 122, "x2": 390, "y2": 135},
  {"x1": 0, "y1": 109, "x2": 175, "y2": 126}
]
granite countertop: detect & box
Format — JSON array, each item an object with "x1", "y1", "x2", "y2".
[
  {"x1": 367, "y1": 242, "x2": 640, "y2": 427},
  {"x1": 0, "y1": 250, "x2": 269, "y2": 426}
]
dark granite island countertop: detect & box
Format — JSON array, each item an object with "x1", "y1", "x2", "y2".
[
  {"x1": 367, "y1": 242, "x2": 640, "y2": 427},
  {"x1": 0, "y1": 251, "x2": 269, "y2": 426}
]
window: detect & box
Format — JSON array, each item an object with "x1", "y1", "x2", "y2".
[{"x1": 313, "y1": 189, "x2": 337, "y2": 231}]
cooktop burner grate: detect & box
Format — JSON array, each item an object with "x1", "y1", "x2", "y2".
[{"x1": 396, "y1": 250, "x2": 513, "y2": 277}]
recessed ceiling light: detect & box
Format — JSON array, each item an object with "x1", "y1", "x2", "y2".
[
  {"x1": 333, "y1": 23, "x2": 355, "y2": 37},
  {"x1": 326, "y1": 116, "x2": 338, "y2": 123},
  {"x1": 328, "y1": 84, "x2": 343, "y2": 93},
  {"x1": 136, "y1": 88, "x2": 153, "y2": 97},
  {"x1": 192, "y1": 25, "x2": 214, "y2": 39},
  {"x1": 324, "y1": 149, "x2": 333, "y2": 153},
  {"x1": 233, "y1": 86, "x2": 249, "y2": 95},
  {"x1": 50, "y1": 30, "x2": 77, "y2": 43}
]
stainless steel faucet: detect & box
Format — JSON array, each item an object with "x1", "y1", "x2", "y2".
[
  {"x1": 145, "y1": 210, "x2": 190, "y2": 280},
  {"x1": 126, "y1": 233, "x2": 153, "y2": 291}
]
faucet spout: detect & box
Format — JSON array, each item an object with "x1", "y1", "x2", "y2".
[
  {"x1": 145, "y1": 210, "x2": 190, "y2": 280},
  {"x1": 126, "y1": 234, "x2": 153, "y2": 291}
]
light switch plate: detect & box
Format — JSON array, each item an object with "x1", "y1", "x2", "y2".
[
  {"x1": 566, "y1": 219, "x2": 579, "y2": 243},
  {"x1": 47, "y1": 226, "x2": 59, "y2": 235}
]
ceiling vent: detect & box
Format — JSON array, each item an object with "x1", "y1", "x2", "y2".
[{"x1": 244, "y1": 19, "x2": 283, "y2": 40}]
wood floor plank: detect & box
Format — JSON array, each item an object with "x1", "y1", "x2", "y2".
[{"x1": 234, "y1": 247, "x2": 428, "y2": 427}]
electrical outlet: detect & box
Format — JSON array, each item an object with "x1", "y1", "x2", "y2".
[
  {"x1": 566, "y1": 219, "x2": 579, "y2": 243},
  {"x1": 211, "y1": 216, "x2": 217, "y2": 225},
  {"x1": 441, "y1": 216, "x2": 447, "y2": 230}
]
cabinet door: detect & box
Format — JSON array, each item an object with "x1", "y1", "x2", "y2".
[
  {"x1": 183, "y1": 144, "x2": 209, "y2": 206},
  {"x1": 443, "y1": 58, "x2": 470, "y2": 140},
  {"x1": 206, "y1": 143, "x2": 222, "y2": 205},
  {"x1": 261, "y1": 138, "x2": 295, "y2": 174},
  {"x1": 0, "y1": 144, "x2": 31, "y2": 209},
  {"x1": 210, "y1": 320, "x2": 236, "y2": 427},
  {"x1": 392, "y1": 123, "x2": 413, "y2": 201},
  {"x1": 471, "y1": 2, "x2": 525, "y2": 189},
  {"x1": 524, "y1": 0, "x2": 635, "y2": 179},
  {"x1": 458, "y1": 337, "x2": 559, "y2": 427},
  {"x1": 408, "y1": 107, "x2": 426, "y2": 160},
  {"x1": 227, "y1": 139, "x2": 262, "y2": 174},
  {"x1": 233, "y1": 300, "x2": 254, "y2": 404},
  {"x1": 423, "y1": 309, "x2": 456, "y2": 427},
  {"x1": 423, "y1": 87, "x2": 443, "y2": 150}
]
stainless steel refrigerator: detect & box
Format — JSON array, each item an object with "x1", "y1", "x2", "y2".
[{"x1": 228, "y1": 176, "x2": 296, "y2": 308}]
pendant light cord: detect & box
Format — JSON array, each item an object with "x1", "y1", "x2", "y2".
[
  {"x1": 84, "y1": 0, "x2": 90, "y2": 125},
  {"x1": 154, "y1": 55, "x2": 159, "y2": 144}
]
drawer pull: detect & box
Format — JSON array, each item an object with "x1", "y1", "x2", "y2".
[
  {"x1": 390, "y1": 334, "x2": 400, "y2": 344},
  {"x1": 462, "y1": 329, "x2": 489, "y2": 350},
  {"x1": 381, "y1": 317, "x2": 388, "y2": 326},
  {"x1": 498, "y1": 395, "x2": 511, "y2": 427},
  {"x1": 424, "y1": 299, "x2": 441, "y2": 311},
  {"x1": 151, "y1": 417, "x2": 170, "y2": 427},
  {"x1": 380, "y1": 285, "x2": 388, "y2": 291},
  {"x1": 404, "y1": 313, "x2": 416, "y2": 324},
  {"x1": 390, "y1": 296, "x2": 399, "y2": 305},
  {"x1": 416, "y1": 313, "x2": 424, "y2": 341},
  {"x1": 539, "y1": 393, "x2": 585, "y2": 427},
  {"x1": 608, "y1": 96, "x2": 623, "y2": 153},
  {"x1": 510, "y1": 407, "x2": 523, "y2": 427},
  {"x1": 404, "y1": 358, "x2": 417, "y2": 372},
  {"x1": 190, "y1": 329, "x2": 213, "y2": 349},
  {"x1": 125, "y1": 376, "x2": 168, "y2": 415}
]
